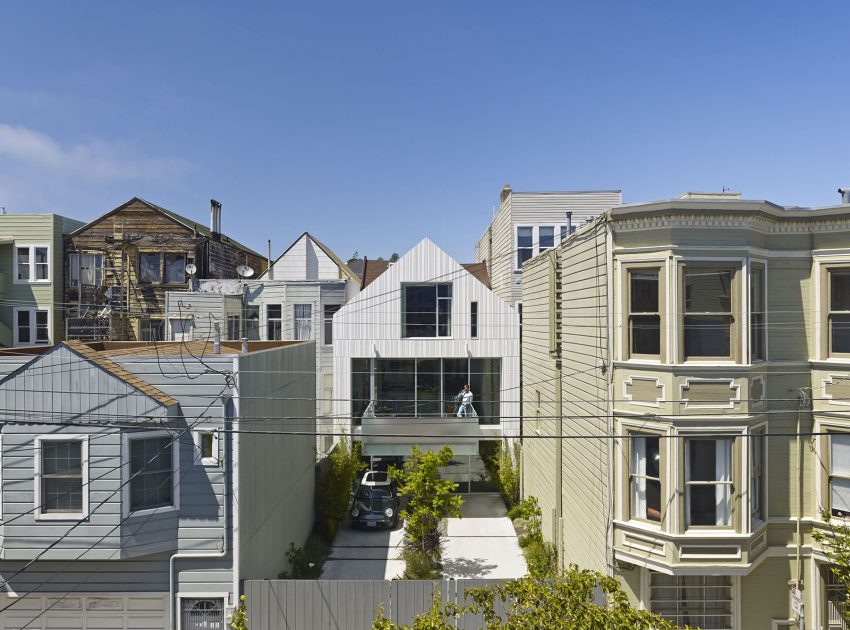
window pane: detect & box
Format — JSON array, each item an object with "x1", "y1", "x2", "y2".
[
  {"x1": 470, "y1": 358, "x2": 500, "y2": 424},
  {"x1": 42, "y1": 441, "x2": 83, "y2": 513},
  {"x1": 443, "y1": 358, "x2": 468, "y2": 416},
  {"x1": 688, "y1": 440, "x2": 717, "y2": 481},
  {"x1": 470, "y1": 302, "x2": 478, "y2": 338},
  {"x1": 227, "y1": 315, "x2": 240, "y2": 340},
  {"x1": 129, "y1": 437, "x2": 173, "y2": 511},
  {"x1": 267, "y1": 304, "x2": 282, "y2": 319},
  {"x1": 832, "y1": 269, "x2": 850, "y2": 311},
  {"x1": 403, "y1": 285, "x2": 437, "y2": 337},
  {"x1": 517, "y1": 226, "x2": 533, "y2": 247},
  {"x1": 44, "y1": 478, "x2": 83, "y2": 512},
  {"x1": 833, "y1": 477, "x2": 850, "y2": 517},
  {"x1": 375, "y1": 359, "x2": 415, "y2": 416},
  {"x1": 351, "y1": 358, "x2": 371, "y2": 421},
  {"x1": 80, "y1": 253, "x2": 103, "y2": 286},
  {"x1": 684, "y1": 315, "x2": 732, "y2": 357},
  {"x1": 200, "y1": 433, "x2": 214, "y2": 459},
  {"x1": 294, "y1": 304, "x2": 312, "y2": 340},
  {"x1": 43, "y1": 441, "x2": 82, "y2": 475},
  {"x1": 34, "y1": 247, "x2": 49, "y2": 280},
  {"x1": 832, "y1": 434, "x2": 850, "y2": 476},
  {"x1": 685, "y1": 269, "x2": 732, "y2": 313},
  {"x1": 139, "y1": 253, "x2": 161, "y2": 284},
  {"x1": 539, "y1": 226, "x2": 555, "y2": 249},
  {"x1": 438, "y1": 295, "x2": 451, "y2": 337},
  {"x1": 164, "y1": 254, "x2": 186, "y2": 284},
  {"x1": 16, "y1": 247, "x2": 30, "y2": 280},
  {"x1": 631, "y1": 315, "x2": 660, "y2": 355},
  {"x1": 689, "y1": 485, "x2": 719, "y2": 526},
  {"x1": 35, "y1": 311, "x2": 49, "y2": 343},
  {"x1": 267, "y1": 304, "x2": 282, "y2": 341},
  {"x1": 517, "y1": 248, "x2": 532, "y2": 267},
  {"x1": 244, "y1": 305, "x2": 260, "y2": 340},
  {"x1": 631, "y1": 271, "x2": 658, "y2": 312},
  {"x1": 17, "y1": 310, "x2": 30, "y2": 343},
  {"x1": 416, "y1": 359, "x2": 441, "y2": 416},
  {"x1": 832, "y1": 314, "x2": 850, "y2": 354},
  {"x1": 324, "y1": 304, "x2": 340, "y2": 345}
]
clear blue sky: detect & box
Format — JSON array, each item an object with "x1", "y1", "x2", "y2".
[{"x1": 1, "y1": 1, "x2": 849, "y2": 261}]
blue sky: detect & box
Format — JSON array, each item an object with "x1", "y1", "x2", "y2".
[{"x1": 1, "y1": 1, "x2": 849, "y2": 261}]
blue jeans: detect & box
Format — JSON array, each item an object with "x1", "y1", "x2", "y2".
[{"x1": 457, "y1": 403, "x2": 469, "y2": 418}]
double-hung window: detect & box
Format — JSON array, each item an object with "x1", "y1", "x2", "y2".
[
  {"x1": 830, "y1": 433, "x2": 850, "y2": 518},
  {"x1": 751, "y1": 430, "x2": 766, "y2": 522},
  {"x1": 294, "y1": 304, "x2": 312, "y2": 340},
  {"x1": 402, "y1": 284, "x2": 452, "y2": 338},
  {"x1": 628, "y1": 269, "x2": 661, "y2": 358},
  {"x1": 226, "y1": 314, "x2": 241, "y2": 341},
  {"x1": 630, "y1": 435, "x2": 661, "y2": 522},
  {"x1": 685, "y1": 438, "x2": 733, "y2": 527},
  {"x1": 750, "y1": 264, "x2": 766, "y2": 361},
  {"x1": 683, "y1": 265, "x2": 736, "y2": 360},
  {"x1": 36, "y1": 437, "x2": 88, "y2": 519},
  {"x1": 14, "y1": 308, "x2": 49, "y2": 346},
  {"x1": 126, "y1": 434, "x2": 176, "y2": 514},
  {"x1": 138, "y1": 253, "x2": 162, "y2": 284},
  {"x1": 516, "y1": 227, "x2": 534, "y2": 268},
  {"x1": 829, "y1": 269, "x2": 850, "y2": 356},
  {"x1": 324, "y1": 304, "x2": 340, "y2": 345},
  {"x1": 244, "y1": 305, "x2": 260, "y2": 340},
  {"x1": 267, "y1": 304, "x2": 282, "y2": 340},
  {"x1": 538, "y1": 226, "x2": 555, "y2": 252},
  {"x1": 15, "y1": 245, "x2": 49, "y2": 283},
  {"x1": 69, "y1": 253, "x2": 104, "y2": 287}
]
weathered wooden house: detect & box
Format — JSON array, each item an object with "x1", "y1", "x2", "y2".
[{"x1": 64, "y1": 198, "x2": 266, "y2": 341}]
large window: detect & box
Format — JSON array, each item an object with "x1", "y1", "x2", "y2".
[
  {"x1": 751, "y1": 430, "x2": 765, "y2": 522},
  {"x1": 244, "y1": 305, "x2": 260, "y2": 340},
  {"x1": 14, "y1": 308, "x2": 49, "y2": 346},
  {"x1": 683, "y1": 266, "x2": 735, "y2": 359},
  {"x1": 69, "y1": 253, "x2": 104, "y2": 287},
  {"x1": 829, "y1": 269, "x2": 850, "y2": 355},
  {"x1": 15, "y1": 245, "x2": 49, "y2": 283},
  {"x1": 294, "y1": 304, "x2": 312, "y2": 340},
  {"x1": 628, "y1": 269, "x2": 661, "y2": 357},
  {"x1": 138, "y1": 252, "x2": 162, "y2": 284},
  {"x1": 267, "y1": 304, "x2": 282, "y2": 340},
  {"x1": 685, "y1": 438, "x2": 733, "y2": 527},
  {"x1": 831, "y1": 433, "x2": 850, "y2": 518},
  {"x1": 516, "y1": 227, "x2": 534, "y2": 268},
  {"x1": 650, "y1": 572, "x2": 733, "y2": 629},
  {"x1": 138, "y1": 319, "x2": 164, "y2": 342},
  {"x1": 402, "y1": 284, "x2": 452, "y2": 338},
  {"x1": 164, "y1": 253, "x2": 186, "y2": 284},
  {"x1": 226, "y1": 314, "x2": 241, "y2": 341},
  {"x1": 631, "y1": 435, "x2": 661, "y2": 522},
  {"x1": 324, "y1": 304, "x2": 340, "y2": 345},
  {"x1": 127, "y1": 434, "x2": 175, "y2": 513},
  {"x1": 750, "y1": 264, "x2": 766, "y2": 361},
  {"x1": 37, "y1": 438, "x2": 87, "y2": 517}
]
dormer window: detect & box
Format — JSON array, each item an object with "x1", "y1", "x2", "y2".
[{"x1": 402, "y1": 284, "x2": 452, "y2": 338}]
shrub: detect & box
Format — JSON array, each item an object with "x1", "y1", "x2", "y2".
[
  {"x1": 315, "y1": 438, "x2": 364, "y2": 540},
  {"x1": 402, "y1": 549, "x2": 441, "y2": 580},
  {"x1": 278, "y1": 533, "x2": 330, "y2": 579},
  {"x1": 524, "y1": 539, "x2": 558, "y2": 578},
  {"x1": 229, "y1": 594, "x2": 248, "y2": 630},
  {"x1": 497, "y1": 440, "x2": 520, "y2": 508}
]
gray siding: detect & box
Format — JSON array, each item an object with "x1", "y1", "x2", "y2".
[{"x1": 237, "y1": 341, "x2": 316, "y2": 580}]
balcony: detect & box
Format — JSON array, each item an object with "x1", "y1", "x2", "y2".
[{"x1": 359, "y1": 401, "x2": 481, "y2": 456}]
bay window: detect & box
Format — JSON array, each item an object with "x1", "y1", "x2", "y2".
[
  {"x1": 830, "y1": 433, "x2": 850, "y2": 518},
  {"x1": 751, "y1": 430, "x2": 766, "y2": 522},
  {"x1": 630, "y1": 435, "x2": 661, "y2": 522},
  {"x1": 685, "y1": 438, "x2": 733, "y2": 527},
  {"x1": 683, "y1": 265, "x2": 737, "y2": 360},
  {"x1": 628, "y1": 269, "x2": 661, "y2": 358},
  {"x1": 829, "y1": 268, "x2": 850, "y2": 356},
  {"x1": 15, "y1": 245, "x2": 49, "y2": 283},
  {"x1": 401, "y1": 284, "x2": 452, "y2": 338},
  {"x1": 750, "y1": 264, "x2": 766, "y2": 361}
]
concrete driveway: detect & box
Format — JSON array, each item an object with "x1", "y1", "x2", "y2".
[
  {"x1": 442, "y1": 493, "x2": 527, "y2": 579},
  {"x1": 321, "y1": 493, "x2": 526, "y2": 580}
]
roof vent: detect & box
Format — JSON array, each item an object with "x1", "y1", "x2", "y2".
[
  {"x1": 839, "y1": 188, "x2": 850, "y2": 205},
  {"x1": 500, "y1": 185, "x2": 512, "y2": 203},
  {"x1": 210, "y1": 199, "x2": 222, "y2": 239}
]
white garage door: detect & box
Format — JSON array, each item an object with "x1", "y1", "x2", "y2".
[{"x1": 0, "y1": 594, "x2": 167, "y2": 629}]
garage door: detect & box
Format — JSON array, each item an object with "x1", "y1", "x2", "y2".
[{"x1": 0, "y1": 594, "x2": 167, "y2": 629}]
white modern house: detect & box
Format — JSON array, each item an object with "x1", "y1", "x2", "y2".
[
  {"x1": 165, "y1": 232, "x2": 359, "y2": 456},
  {"x1": 332, "y1": 239, "x2": 519, "y2": 475}
]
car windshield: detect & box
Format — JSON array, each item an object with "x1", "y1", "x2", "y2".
[{"x1": 357, "y1": 486, "x2": 393, "y2": 502}]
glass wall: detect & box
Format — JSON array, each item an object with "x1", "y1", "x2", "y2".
[{"x1": 351, "y1": 357, "x2": 501, "y2": 423}]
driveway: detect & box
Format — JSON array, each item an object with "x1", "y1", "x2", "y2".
[
  {"x1": 321, "y1": 493, "x2": 527, "y2": 580},
  {"x1": 442, "y1": 493, "x2": 527, "y2": 579}
]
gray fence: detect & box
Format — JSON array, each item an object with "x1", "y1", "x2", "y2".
[{"x1": 244, "y1": 579, "x2": 510, "y2": 630}]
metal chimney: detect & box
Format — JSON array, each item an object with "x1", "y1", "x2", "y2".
[
  {"x1": 213, "y1": 323, "x2": 221, "y2": 354},
  {"x1": 565, "y1": 211, "x2": 573, "y2": 236},
  {"x1": 210, "y1": 199, "x2": 222, "y2": 238},
  {"x1": 839, "y1": 188, "x2": 850, "y2": 205}
]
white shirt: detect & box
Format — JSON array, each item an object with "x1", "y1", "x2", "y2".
[{"x1": 461, "y1": 390, "x2": 474, "y2": 405}]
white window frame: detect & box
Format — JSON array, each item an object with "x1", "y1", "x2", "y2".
[
  {"x1": 34, "y1": 434, "x2": 89, "y2": 521},
  {"x1": 684, "y1": 436, "x2": 734, "y2": 528},
  {"x1": 400, "y1": 284, "x2": 453, "y2": 339},
  {"x1": 266, "y1": 304, "x2": 282, "y2": 341},
  {"x1": 122, "y1": 430, "x2": 180, "y2": 519},
  {"x1": 323, "y1": 304, "x2": 340, "y2": 345},
  {"x1": 631, "y1": 434, "x2": 662, "y2": 524},
  {"x1": 293, "y1": 304, "x2": 312, "y2": 340},
  {"x1": 513, "y1": 225, "x2": 571, "y2": 271},
  {"x1": 749, "y1": 424, "x2": 768, "y2": 529},
  {"x1": 192, "y1": 429, "x2": 219, "y2": 467},
  {"x1": 176, "y1": 592, "x2": 230, "y2": 630},
  {"x1": 13, "y1": 307, "x2": 51, "y2": 346},
  {"x1": 14, "y1": 243, "x2": 50, "y2": 284}
]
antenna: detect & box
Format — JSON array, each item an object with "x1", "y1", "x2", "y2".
[{"x1": 236, "y1": 264, "x2": 254, "y2": 278}]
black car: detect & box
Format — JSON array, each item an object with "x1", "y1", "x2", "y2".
[{"x1": 350, "y1": 472, "x2": 400, "y2": 529}]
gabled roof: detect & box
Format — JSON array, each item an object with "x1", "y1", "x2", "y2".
[
  {"x1": 67, "y1": 197, "x2": 263, "y2": 259},
  {"x1": 259, "y1": 232, "x2": 359, "y2": 282},
  {"x1": 360, "y1": 258, "x2": 490, "y2": 289}
]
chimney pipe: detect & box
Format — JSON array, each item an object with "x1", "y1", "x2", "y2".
[
  {"x1": 241, "y1": 337, "x2": 248, "y2": 354},
  {"x1": 267, "y1": 239, "x2": 274, "y2": 280},
  {"x1": 839, "y1": 188, "x2": 850, "y2": 205},
  {"x1": 565, "y1": 211, "x2": 573, "y2": 237},
  {"x1": 213, "y1": 323, "x2": 221, "y2": 354},
  {"x1": 210, "y1": 199, "x2": 222, "y2": 239}
]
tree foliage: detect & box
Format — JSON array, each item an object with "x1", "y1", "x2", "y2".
[
  {"x1": 316, "y1": 438, "x2": 365, "y2": 541},
  {"x1": 390, "y1": 445, "x2": 463, "y2": 570},
  {"x1": 814, "y1": 510, "x2": 850, "y2": 621},
  {"x1": 229, "y1": 594, "x2": 248, "y2": 630},
  {"x1": 372, "y1": 565, "x2": 690, "y2": 629}
]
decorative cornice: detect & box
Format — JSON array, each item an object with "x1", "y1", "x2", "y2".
[{"x1": 612, "y1": 213, "x2": 850, "y2": 235}]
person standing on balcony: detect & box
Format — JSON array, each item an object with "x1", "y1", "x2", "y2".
[{"x1": 456, "y1": 384, "x2": 474, "y2": 418}]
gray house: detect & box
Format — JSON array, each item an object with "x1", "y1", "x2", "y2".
[{"x1": 0, "y1": 339, "x2": 315, "y2": 629}]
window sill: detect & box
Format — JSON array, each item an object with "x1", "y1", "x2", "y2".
[
  {"x1": 13, "y1": 280, "x2": 50, "y2": 285},
  {"x1": 124, "y1": 504, "x2": 178, "y2": 519},
  {"x1": 34, "y1": 512, "x2": 88, "y2": 522}
]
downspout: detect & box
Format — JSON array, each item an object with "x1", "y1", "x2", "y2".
[
  {"x1": 604, "y1": 219, "x2": 616, "y2": 575},
  {"x1": 796, "y1": 387, "x2": 810, "y2": 628},
  {"x1": 168, "y1": 387, "x2": 233, "y2": 630}
]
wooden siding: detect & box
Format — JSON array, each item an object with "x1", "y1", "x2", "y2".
[
  {"x1": 272, "y1": 233, "x2": 344, "y2": 281},
  {"x1": 237, "y1": 342, "x2": 316, "y2": 579},
  {"x1": 521, "y1": 219, "x2": 611, "y2": 575}
]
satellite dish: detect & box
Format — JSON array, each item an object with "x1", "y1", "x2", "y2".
[
  {"x1": 236, "y1": 264, "x2": 254, "y2": 278},
  {"x1": 185, "y1": 263, "x2": 197, "y2": 276}
]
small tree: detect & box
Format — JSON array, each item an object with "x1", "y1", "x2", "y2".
[
  {"x1": 814, "y1": 510, "x2": 850, "y2": 621},
  {"x1": 372, "y1": 565, "x2": 690, "y2": 629},
  {"x1": 229, "y1": 594, "x2": 248, "y2": 630},
  {"x1": 391, "y1": 445, "x2": 463, "y2": 574},
  {"x1": 316, "y1": 439, "x2": 365, "y2": 541}
]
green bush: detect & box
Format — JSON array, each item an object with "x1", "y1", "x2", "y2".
[
  {"x1": 315, "y1": 438, "x2": 364, "y2": 540},
  {"x1": 402, "y1": 549, "x2": 441, "y2": 580},
  {"x1": 278, "y1": 533, "x2": 330, "y2": 579},
  {"x1": 511, "y1": 496, "x2": 543, "y2": 546},
  {"x1": 481, "y1": 440, "x2": 520, "y2": 509},
  {"x1": 524, "y1": 539, "x2": 558, "y2": 578}
]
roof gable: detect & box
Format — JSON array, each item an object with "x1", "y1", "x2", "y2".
[{"x1": 261, "y1": 232, "x2": 358, "y2": 282}]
